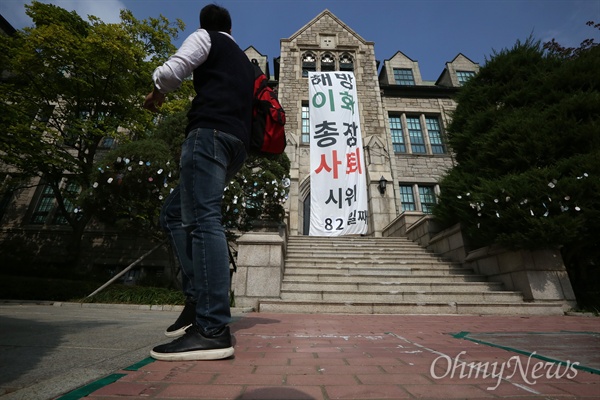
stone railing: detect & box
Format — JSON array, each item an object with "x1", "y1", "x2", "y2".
[
  {"x1": 462, "y1": 245, "x2": 576, "y2": 309},
  {"x1": 383, "y1": 213, "x2": 577, "y2": 311},
  {"x1": 232, "y1": 218, "x2": 288, "y2": 310}
]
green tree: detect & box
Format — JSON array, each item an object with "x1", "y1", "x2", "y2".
[
  {"x1": 0, "y1": 1, "x2": 184, "y2": 264},
  {"x1": 222, "y1": 153, "x2": 291, "y2": 234},
  {"x1": 434, "y1": 28, "x2": 600, "y2": 308},
  {"x1": 92, "y1": 108, "x2": 291, "y2": 237},
  {"x1": 81, "y1": 139, "x2": 178, "y2": 235},
  {"x1": 81, "y1": 93, "x2": 194, "y2": 237}
]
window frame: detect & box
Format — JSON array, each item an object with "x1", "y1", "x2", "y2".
[
  {"x1": 30, "y1": 180, "x2": 79, "y2": 226},
  {"x1": 388, "y1": 116, "x2": 406, "y2": 153},
  {"x1": 320, "y1": 52, "x2": 335, "y2": 72},
  {"x1": 425, "y1": 116, "x2": 445, "y2": 154},
  {"x1": 301, "y1": 50, "x2": 355, "y2": 76},
  {"x1": 456, "y1": 70, "x2": 475, "y2": 86},
  {"x1": 302, "y1": 52, "x2": 316, "y2": 78},
  {"x1": 393, "y1": 68, "x2": 415, "y2": 86},
  {"x1": 339, "y1": 52, "x2": 354, "y2": 72},
  {"x1": 399, "y1": 185, "x2": 416, "y2": 212},
  {"x1": 301, "y1": 104, "x2": 310, "y2": 144},
  {"x1": 399, "y1": 184, "x2": 438, "y2": 214},
  {"x1": 418, "y1": 185, "x2": 437, "y2": 214},
  {"x1": 30, "y1": 185, "x2": 56, "y2": 225},
  {"x1": 405, "y1": 116, "x2": 426, "y2": 154},
  {"x1": 389, "y1": 113, "x2": 447, "y2": 155},
  {"x1": 52, "y1": 181, "x2": 79, "y2": 225}
]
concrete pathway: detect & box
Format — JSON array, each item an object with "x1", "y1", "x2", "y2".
[{"x1": 0, "y1": 302, "x2": 174, "y2": 400}]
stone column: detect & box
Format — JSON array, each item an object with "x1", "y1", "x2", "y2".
[{"x1": 233, "y1": 232, "x2": 285, "y2": 309}]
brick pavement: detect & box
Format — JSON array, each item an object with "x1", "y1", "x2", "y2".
[{"x1": 81, "y1": 313, "x2": 600, "y2": 400}]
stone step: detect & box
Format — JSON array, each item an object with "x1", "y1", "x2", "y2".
[
  {"x1": 287, "y1": 240, "x2": 436, "y2": 248},
  {"x1": 285, "y1": 257, "x2": 462, "y2": 269},
  {"x1": 286, "y1": 246, "x2": 426, "y2": 254},
  {"x1": 281, "y1": 281, "x2": 504, "y2": 292},
  {"x1": 289, "y1": 236, "x2": 412, "y2": 242},
  {"x1": 285, "y1": 254, "x2": 450, "y2": 263},
  {"x1": 258, "y1": 300, "x2": 565, "y2": 316},
  {"x1": 257, "y1": 236, "x2": 565, "y2": 316},
  {"x1": 284, "y1": 273, "x2": 489, "y2": 283},
  {"x1": 279, "y1": 289, "x2": 524, "y2": 303},
  {"x1": 286, "y1": 243, "x2": 428, "y2": 251},
  {"x1": 284, "y1": 266, "x2": 474, "y2": 276}
]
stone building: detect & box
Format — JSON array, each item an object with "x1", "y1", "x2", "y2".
[
  {"x1": 232, "y1": 10, "x2": 575, "y2": 313},
  {"x1": 254, "y1": 10, "x2": 478, "y2": 237},
  {"x1": 0, "y1": 9, "x2": 478, "y2": 271}
]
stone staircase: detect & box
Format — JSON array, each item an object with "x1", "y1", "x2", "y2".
[{"x1": 258, "y1": 236, "x2": 565, "y2": 315}]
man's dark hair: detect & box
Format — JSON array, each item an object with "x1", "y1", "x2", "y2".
[{"x1": 200, "y1": 4, "x2": 232, "y2": 32}]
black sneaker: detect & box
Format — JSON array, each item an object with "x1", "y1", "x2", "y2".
[
  {"x1": 165, "y1": 300, "x2": 196, "y2": 338},
  {"x1": 151, "y1": 325, "x2": 234, "y2": 361}
]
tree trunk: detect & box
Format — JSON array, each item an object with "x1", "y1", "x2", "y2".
[{"x1": 66, "y1": 215, "x2": 91, "y2": 268}]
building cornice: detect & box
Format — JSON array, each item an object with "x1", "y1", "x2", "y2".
[{"x1": 380, "y1": 84, "x2": 459, "y2": 99}]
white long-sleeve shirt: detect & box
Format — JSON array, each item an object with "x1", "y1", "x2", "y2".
[{"x1": 152, "y1": 29, "x2": 236, "y2": 93}]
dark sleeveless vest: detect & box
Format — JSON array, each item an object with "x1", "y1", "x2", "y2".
[{"x1": 186, "y1": 31, "x2": 254, "y2": 150}]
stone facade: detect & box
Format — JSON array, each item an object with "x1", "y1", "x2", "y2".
[{"x1": 250, "y1": 10, "x2": 478, "y2": 237}]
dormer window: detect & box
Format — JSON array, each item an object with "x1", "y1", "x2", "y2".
[
  {"x1": 321, "y1": 53, "x2": 335, "y2": 72},
  {"x1": 340, "y1": 53, "x2": 354, "y2": 72},
  {"x1": 302, "y1": 52, "x2": 316, "y2": 77},
  {"x1": 456, "y1": 70, "x2": 475, "y2": 86},
  {"x1": 393, "y1": 68, "x2": 415, "y2": 86}
]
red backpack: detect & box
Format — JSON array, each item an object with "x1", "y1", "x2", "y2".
[{"x1": 250, "y1": 62, "x2": 286, "y2": 155}]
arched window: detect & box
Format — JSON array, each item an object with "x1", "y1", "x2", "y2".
[
  {"x1": 321, "y1": 53, "x2": 335, "y2": 72},
  {"x1": 302, "y1": 52, "x2": 316, "y2": 77},
  {"x1": 340, "y1": 52, "x2": 354, "y2": 72}
]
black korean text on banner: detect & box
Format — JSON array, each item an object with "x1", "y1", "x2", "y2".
[{"x1": 308, "y1": 72, "x2": 368, "y2": 236}]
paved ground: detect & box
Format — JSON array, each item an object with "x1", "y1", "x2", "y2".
[
  {"x1": 0, "y1": 302, "x2": 177, "y2": 400},
  {"x1": 0, "y1": 302, "x2": 599, "y2": 400}
]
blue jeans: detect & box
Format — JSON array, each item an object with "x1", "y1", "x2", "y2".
[{"x1": 160, "y1": 128, "x2": 247, "y2": 335}]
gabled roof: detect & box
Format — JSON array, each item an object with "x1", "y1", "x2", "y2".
[
  {"x1": 244, "y1": 45, "x2": 265, "y2": 56},
  {"x1": 383, "y1": 50, "x2": 417, "y2": 63},
  {"x1": 449, "y1": 52, "x2": 478, "y2": 65},
  {"x1": 434, "y1": 53, "x2": 479, "y2": 85},
  {"x1": 286, "y1": 9, "x2": 372, "y2": 46},
  {"x1": 378, "y1": 51, "x2": 418, "y2": 81}
]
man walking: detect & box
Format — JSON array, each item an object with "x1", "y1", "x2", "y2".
[{"x1": 143, "y1": 3, "x2": 254, "y2": 361}]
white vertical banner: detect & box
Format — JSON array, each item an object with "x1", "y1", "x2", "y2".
[{"x1": 308, "y1": 72, "x2": 368, "y2": 236}]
